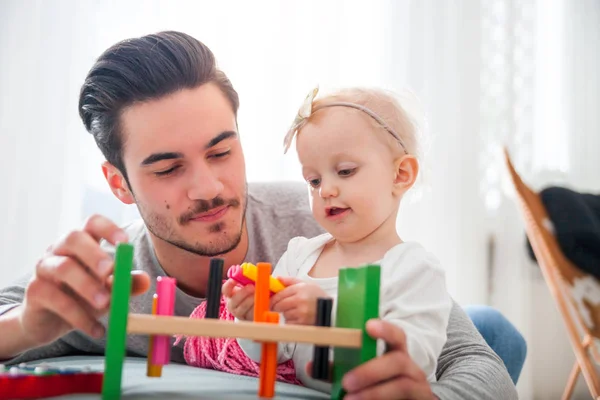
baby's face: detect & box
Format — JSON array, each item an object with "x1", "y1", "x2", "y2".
[{"x1": 296, "y1": 108, "x2": 400, "y2": 242}]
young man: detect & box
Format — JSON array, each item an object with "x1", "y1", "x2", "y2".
[{"x1": 0, "y1": 31, "x2": 519, "y2": 400}]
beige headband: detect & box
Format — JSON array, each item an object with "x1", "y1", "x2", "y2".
[{"x1": 283, "y1": 86, "x2": 408, "y2": 154}]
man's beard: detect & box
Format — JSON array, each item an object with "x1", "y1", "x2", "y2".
[{"x1": 138, "y1": 186, "x2": 248, "y2": 257}]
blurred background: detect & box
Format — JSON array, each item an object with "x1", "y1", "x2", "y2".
[{"x1": 0, "y1": 0, "x2": 598, "y2": 398}]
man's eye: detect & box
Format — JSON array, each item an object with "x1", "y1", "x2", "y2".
[
  {"x1": 211, "y1": 150, "x2": 231, "y2": 159},
  {"x1": 155, "y1": 166, "x2": 179, "y2": 176}
]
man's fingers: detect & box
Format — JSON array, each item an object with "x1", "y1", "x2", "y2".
[
  {"x1": 26, "y1": 279, "x2": 104, "y2": 339},
  {"x1": 52, "y1": 231, "x2": 115, "y2": 281},
  {"x1": 342, "y1": 321, "x2": 425, "y2": 394},
  {"x1": 345, "y1": 376, "x2": 429, "y2": 400},
  {"x1": 105, "y1": 270, "x2": 151, "y2": 296},
  {"x1": 366, "y1": 319, "x2": 407, "y2": 353},
  {"x1": 36, "y1": 255, "x2": 110, "y2": 310},
  {"x1": 82, "y1": 214, "x2": 129, "y2": 245},
  {"x1": 342, "y1": 351, "x2": 422, "y2": 392},
  {"x1": 130, "y1": 271, "x2": 151, "y2": 296}
]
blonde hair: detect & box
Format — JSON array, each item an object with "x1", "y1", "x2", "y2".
[
  {"x1": 300, "y1": 87, "x2": 429, "y2": 199},
  {"x1": 309, "y1": 87, "x2": 422, "y2": 158}
]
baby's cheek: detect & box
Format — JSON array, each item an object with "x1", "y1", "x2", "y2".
[{"x1": 310, "y1": 198, "x2": 324, "y2": 219}]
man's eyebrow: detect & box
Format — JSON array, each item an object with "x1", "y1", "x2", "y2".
[
  {"x1": 205, "y1": 131, "x2": 237, "y2": 149},
  {"x1": 140, "y1": 152, "x2": 183, "y2": 166},
  {"x1": 139, "y1": 131, "x2": 237, "y2": 166}
]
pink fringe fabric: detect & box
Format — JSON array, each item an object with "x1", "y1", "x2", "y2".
[{"x1": 176, "y1": 294, "x2": 301, "y2": 385}]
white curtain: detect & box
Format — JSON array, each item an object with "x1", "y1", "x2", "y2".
[
  {"x1": 0, "y1": 0, "x2": 490, "y2": 302},
  {"x1": 0, "y1": 0, "x2": 403, "y2": 285}
]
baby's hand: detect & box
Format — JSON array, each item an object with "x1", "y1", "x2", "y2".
[
  {"x1": 270, "y1": 277, "x2": 330, "y2": 325},
  {"x1": 222, "y1": 279, "x2": 255, "y2": 321}
]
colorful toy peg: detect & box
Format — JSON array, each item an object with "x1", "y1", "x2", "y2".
[
  {"x1": 227, "y1": 262, "x2": 285, "y2": 295},
  {"x1": 152, "y1": 276, "x2": 176, "y2": 365},
  {"x1": 206, "y1": 258, "x2": 224, "y2": 319},
  {"x1": 146, "y1": 294, "x2": 162, "y2": 377},
  {"x1": 312, "y1": 297, "x2": 333, "y2": 380},
  {"x1": 253, "y1": 263, "x2": 280, "y2": 398},
  {"x1": 331, "y1": 265, "x2": 381, "y2": 400},
  {"x1": 227, "y1": 263, "x2": 254, "y2": 286},
  {"x1": 258, "y1": 311, "x2": 280, "y2": 398},
  {"x1": 253, "y1": 263, "x2": 271, "y2": 323},
  {"x1": 102, "y1": 243, "x2": 134, "y2": 400}
]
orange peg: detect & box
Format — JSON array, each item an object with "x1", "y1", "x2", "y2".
[
  {"x1": 146, "y1": 294, "x2": 163, "y2": 377},
  {"x1": 253, "y1": 263, "x2": 271, "y2": 323},
  {"x1": 259, "y1": 311, "x2": 279, "y2": 398}
]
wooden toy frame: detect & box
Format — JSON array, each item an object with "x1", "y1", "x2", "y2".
[{"x1": 2, "y1": 242, "x2": 381, "y2": 400}]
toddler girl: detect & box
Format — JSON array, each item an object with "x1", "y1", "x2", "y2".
[{"x1": 221, "y1": 86, "x2": 452, "y2": 393}]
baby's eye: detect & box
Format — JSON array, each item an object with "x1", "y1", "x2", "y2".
[
  {"x1": 307, "y1": 178, "x2": 321, "y2": 188},
  {"x1": 338, "y1": 168, "x2": 356, "y2": 177}
]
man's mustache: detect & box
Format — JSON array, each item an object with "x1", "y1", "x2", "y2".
[{"x1": 179, "y1": 197, "x2": 240, "y2": 224}]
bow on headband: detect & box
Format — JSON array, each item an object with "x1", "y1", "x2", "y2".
[{"x1": 282, "y1": 86, "x2": 408, "y2": 154}]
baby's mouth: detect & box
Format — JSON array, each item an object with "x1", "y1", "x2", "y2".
[{"x1": 327, "y1": 207, "x2": 350, "y2": 216}]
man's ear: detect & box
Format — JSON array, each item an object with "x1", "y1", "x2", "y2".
[
  {"x1": 102, "y1": 161, "x2": 135, "y2": 205},
  {"x1": 393, "y1": 155, "x2": 419, "y2": 196}
]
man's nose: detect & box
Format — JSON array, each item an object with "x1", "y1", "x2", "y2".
[{"x1": 187, "y1": 166, "x2": 224, "y2": 201}]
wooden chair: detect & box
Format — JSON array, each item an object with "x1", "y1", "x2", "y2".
[{"x1": 503, "y1": 148, "x2": 600, "y2": 399}]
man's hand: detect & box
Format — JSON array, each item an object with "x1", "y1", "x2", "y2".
[
  {"x1": 17, "y1": 214, "x2": 150, "y2": 349},
  {"x1": 270, "y1": 276, "x2": 330, "y2": 325},
  {"x1": 306, "y1": 319, "x2": 436, "y2": 400},
  {"x1": 342, "y1": 319, "x2": 436, "y2": 400}
]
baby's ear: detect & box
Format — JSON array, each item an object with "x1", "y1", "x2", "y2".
[{"x1": 393, "y1": 155, "x2": 419, "y2": 195}]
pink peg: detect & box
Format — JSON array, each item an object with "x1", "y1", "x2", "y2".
[{"x1": 151, "y1": 276, "x2": 176, "y2": 365}]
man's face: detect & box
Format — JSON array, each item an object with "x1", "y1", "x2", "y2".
[{"x1": 119, "y1": 83, "x2": 247, "y2": 256}]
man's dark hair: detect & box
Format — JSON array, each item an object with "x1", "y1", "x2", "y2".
[{"x1": 78, "y1": 31, "x2": 239, "y2": 181}]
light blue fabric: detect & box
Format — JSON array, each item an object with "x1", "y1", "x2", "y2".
[{"x1": 465, "y1": 305, "x2": 527, "y2": 385}]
